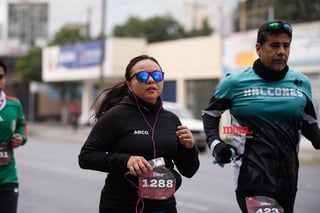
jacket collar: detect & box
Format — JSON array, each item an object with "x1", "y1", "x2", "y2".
[
  {"x1": 121, "y1": 92, "x2": 162, "y2": 112},
  {"x1": 253, "y1": 59, "x2": 288, "y2": 82},
  {"x1": 0, "y1": 91, "x2": 6, "y2": 111}
]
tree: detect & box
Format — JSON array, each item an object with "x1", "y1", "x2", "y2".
[
  {"x1": 48, "y1": 28, "x2": 87, "y2": 46},
  {"x1": 184, "y1": 18, "x2": 213, "y2": 38},
  {"x1": 15, "y1": 47, "x2": 42, "y2": 84},
  {"x1": 113, "y1": 17, "x2": 145, "y2": 38},
  {"x1": 143, "y1": 16, "x2": 186, "y2": 43},
  {"x1": 113, "y1": 15, "x2": 212, "y2": 43}
]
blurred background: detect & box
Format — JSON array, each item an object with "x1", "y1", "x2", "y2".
[
  {"x1": 1, "y1": 2, "x2": 319, "y2": 212},
  {"x1": 0, "y1": 0, "x2": 319, "y2": 127}
]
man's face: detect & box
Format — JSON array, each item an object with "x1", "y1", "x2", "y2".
[
  {"x1": 0, "y1": 67, "x2": 6, "y2": 92},
  {"x1": 256, "y1": 33, "x2": 291, "y2": 72}
]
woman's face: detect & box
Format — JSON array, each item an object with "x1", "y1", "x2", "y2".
[{"x1": 127, "y1": 59, "x2": 164, "y2": 104}]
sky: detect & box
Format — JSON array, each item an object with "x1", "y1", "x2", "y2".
[
  {"x1": 49, "y1": 0, "x2": 239, "y2": 38},
  {"x1": 49, "y1": 0, "x2": 185, "y2": 37}
]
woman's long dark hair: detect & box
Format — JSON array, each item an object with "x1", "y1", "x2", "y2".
[{"x1": 92, "y1": 55, "x2": 162, "y2": 120}]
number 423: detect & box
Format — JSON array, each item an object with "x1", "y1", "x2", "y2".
[{"x1": 255, "y1": 207, "x2": 282, "y2": 213}]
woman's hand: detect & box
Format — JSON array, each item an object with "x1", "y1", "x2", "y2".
[
  {"x1": 176, "y1": 125, "x2": 195, "y2": 149},
  {"x1": 127, "y1": 156, "x2": 153, "y2": 176}
]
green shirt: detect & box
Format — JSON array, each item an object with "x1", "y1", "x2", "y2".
[{"x1": 0, "y1": 94, "x2": 27, "y2": 184}]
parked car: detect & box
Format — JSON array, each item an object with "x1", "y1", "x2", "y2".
[{"x1": 163, "y1": 102, "x2": 207, "y2": 153}]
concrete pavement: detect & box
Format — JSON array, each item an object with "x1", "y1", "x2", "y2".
[{"x1": 27, "y1": 122, "x2": 92, "y2": 143}]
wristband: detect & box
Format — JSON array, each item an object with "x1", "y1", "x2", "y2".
[{"x1": 210, "y1": 139, "x2": 221, "y2": 152}]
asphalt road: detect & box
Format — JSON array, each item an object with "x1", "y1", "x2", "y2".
[{"x1": 13, "y1": 126, "x2": 320, "y2": 213}]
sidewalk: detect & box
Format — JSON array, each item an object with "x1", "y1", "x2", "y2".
[
  {"x1": 27, "y1": 121, "x2": 92, "y2": 143},
  {"x1": 26, "y1": 122, "x2": 319, "y2": 162}
]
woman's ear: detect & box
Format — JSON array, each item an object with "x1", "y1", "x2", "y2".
[{"x1": 127, "y1": 81, "x2": 133, "y2": 91}]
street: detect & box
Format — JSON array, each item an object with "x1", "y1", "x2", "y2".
[{"x1": 14, "y1": 127, "x2": 320, "y2": 213}]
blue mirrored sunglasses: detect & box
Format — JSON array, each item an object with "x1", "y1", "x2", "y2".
[
  {"x1": 130, "y1": 70, "x2": 164, "y2": 83},
  {"x1": 267, "y1": 22, "x2": 292, "y2": 33}
]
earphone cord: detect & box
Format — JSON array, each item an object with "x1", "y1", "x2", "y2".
[
  {"x1": 132, "y1": 94, "x2": 162, "y2": 158},
  {"x1": 124, "y1": 93, "x2": 163, "y2": 213},
  {"x1": 124, "y1": 172, "x2": 144, "y2": 213}
]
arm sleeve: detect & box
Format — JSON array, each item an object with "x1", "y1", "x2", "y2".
[
  {"x1": 173, "y1": 145, "x2": 199, "y2": 178},
  {"x1": 15, "y1": 100, "x2": 27, "y2": 144},
  {"x1": 78, "y1": 112, "x2": 131, "y2": 173},
  {"x1": 202, "y1": 102, "x2": 223, "y2": 146},
  {"x1": 301, "y1": 100, "x2": 320, "y2": 149},
  {"x1": 202, "y1": 73, "x2": 234, "y2": 149}
]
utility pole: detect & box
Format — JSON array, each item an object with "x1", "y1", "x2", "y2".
[
  {"x1": 239, "y1": 0, "x2": 247, "y2": 31},
  {"x1": 191, "y1": 0, "x2": 198, "y2": 30},
  {"x1": 99, "y1": 0, "x2": 107, "y2": 88},
  {"x1": 86, "y1": 6, "x2": 92, "y2": 38},
  {"x1": 219, "y1": 0, "x2": 224, "y2": 63}
]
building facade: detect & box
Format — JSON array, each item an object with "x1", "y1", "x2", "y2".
[
  {"x1": 42, "y1": 20, "x2": 320, "y2": 124},
  {"x1": 0, "y1": 0, "x2": 48, "y2": 55}
]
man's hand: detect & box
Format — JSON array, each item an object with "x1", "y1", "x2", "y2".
[
  {"x1": 213, "y1": 142, "x2": 237, "y2": 164},
  {"x1": 11, "y1": 133, "x2": 23, "y2": 148}
]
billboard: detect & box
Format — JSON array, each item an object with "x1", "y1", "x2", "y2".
[
  {"x1": 223, "y1": 21, "x2": 320, "y2": 74},
  {"x1": 223, "y1": 29, "x2": 257, "y2": 74},
  {"x1": 42, "y1": 40, "x2": 102, "y2": 82}
]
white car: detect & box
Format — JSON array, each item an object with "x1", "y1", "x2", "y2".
[{"x1": 163, "y1": 102, "x2": 207, "y2": 153}]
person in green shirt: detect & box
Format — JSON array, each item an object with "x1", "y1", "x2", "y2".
[{"x1": 0, "y1": 58, "x2": 27, "y2": 213}]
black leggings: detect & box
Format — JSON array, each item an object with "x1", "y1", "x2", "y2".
[{"x1": 0, "y1": 183, "x2": 19, "y2": 213}]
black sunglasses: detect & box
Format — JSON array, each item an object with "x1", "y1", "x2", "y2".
[
  {"x1": 0, "y1": 74, "x2": 5, "y2": 80},
  {"x1": 130, "y1": 70, "x2": 164, "y2": 83}
]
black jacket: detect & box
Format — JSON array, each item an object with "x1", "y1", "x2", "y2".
[{"x1": 79, "y1": 95, "x2": 199, "y2": 211}]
